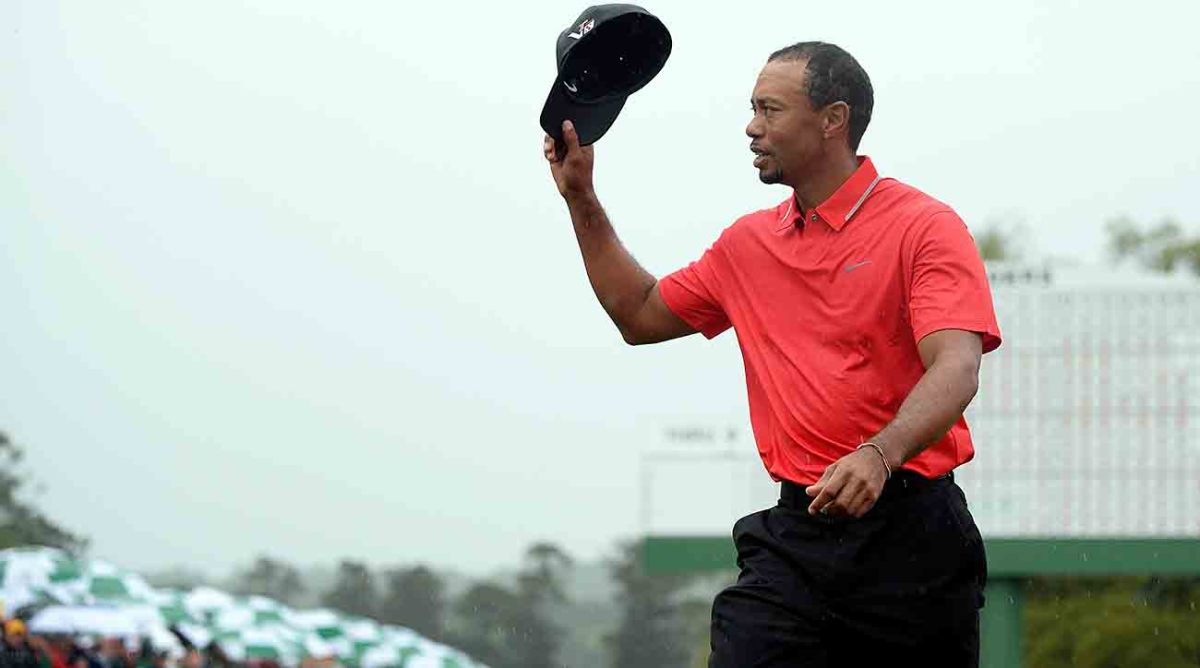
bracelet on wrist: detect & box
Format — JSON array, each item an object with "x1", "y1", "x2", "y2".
[{"x1": 857, "y1": 442, "x2": 892, "y2": 479}]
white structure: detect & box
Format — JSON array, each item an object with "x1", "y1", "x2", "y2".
[
  {"x1": 960, "y1": 261, "x2": 1200, "y2": 537},
  {"x1": 641, "y1": 262, "x2": 1200, "y2": 538}
]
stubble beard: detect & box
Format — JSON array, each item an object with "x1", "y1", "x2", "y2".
[{"x1": 758, "y1": 166, "x2": 784, "y2": 185}]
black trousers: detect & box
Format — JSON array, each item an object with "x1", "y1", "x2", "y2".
[{"x1": 709, "y1": 471, "x2": 987, "y2": 668}]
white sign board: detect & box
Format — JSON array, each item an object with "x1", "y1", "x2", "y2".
[{"x1": 642, "y1": 267, "x2": 1200, "y2": 538}]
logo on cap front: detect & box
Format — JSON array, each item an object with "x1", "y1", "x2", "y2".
[{"x1": 568, "y1": 18, "x2": 595, "y2": 40}]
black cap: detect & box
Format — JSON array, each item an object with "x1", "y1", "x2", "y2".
[{"x1": 540, "y1": 4, "x2": 672, "y2": 146}]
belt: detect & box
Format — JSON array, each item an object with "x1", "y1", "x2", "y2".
[{"x1": 779, "y1": 469, "x2": 953, "y2": 511}]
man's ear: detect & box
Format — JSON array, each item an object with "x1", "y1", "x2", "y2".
[{"x1": 823, "y1": 101, "x2": 851, "y2": 140}]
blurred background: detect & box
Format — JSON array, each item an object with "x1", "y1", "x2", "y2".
[{"x1": 2, "y1": 1, "x2": 1198, "y2": 666}]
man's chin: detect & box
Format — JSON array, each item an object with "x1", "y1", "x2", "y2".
[{"x1": 757, "y1": 167, "x2": 783, "y2": 184}]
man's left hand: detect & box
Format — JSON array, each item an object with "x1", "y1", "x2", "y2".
[{"x1": 805, "y1": 447, "x2": 889, "y2": 518}]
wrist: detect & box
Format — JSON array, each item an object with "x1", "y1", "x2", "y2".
[
  {"x1": 857, "y1": 442, "x2": 893, "y2": 479},
  {"x1": 867, "y1": 435, "x2": 905, "y2": 470},
  {"x1": 564, "y1": 187, "x2": 598, "y2": 209}
]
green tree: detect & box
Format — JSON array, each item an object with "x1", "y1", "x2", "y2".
[
  {"x1": 1106, "y1": 215, "x2": 1200, "y2": 274},
  {"x1": 231, "y1": 556, "x2": 306, "y2": 606},
  {"x1": 974, "y1": 215, "x2": 1028, "y2": 262},
  {"x1": 445, "y1": 581, "x2": 522, "y2": 668},
  {"x1": 443, "y1": 543, "x2": 573, "y2": 668},
  {"x1": 377, "y1": 565, "x2": 446, "y2": 641},
  {"x1": 0, "y1": 430, "x2": 87, "y2": 551},
  {"x1": 1025, "y1": 576, "x2": 1200, "y2": 667},
  {"x1": 607, "y1": 541, "x2": 694, "y2": 668},
  {"x1": 320, "y1": 560, "x2": 377, "y2": 618},
  {"x1": 511, "y1": 542, "x2": 573, "y2": 668}
]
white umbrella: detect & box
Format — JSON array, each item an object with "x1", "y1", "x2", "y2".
[
  {"x1": 29, "y1": 605, "x2": 140, "y2": 637},
  {"x1": 113, "y1": 604, "x2": 170, "y2": 635},
  {"x1": 1, "y1": 587, "x2": 51, "y2": 613},
  {"x1": 183, "y1": 587, "x2": 236, "y2": 622}
]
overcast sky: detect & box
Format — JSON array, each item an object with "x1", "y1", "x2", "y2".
[{"x1": 3, "y1": 0, "x2": 1198, "y2": 576}]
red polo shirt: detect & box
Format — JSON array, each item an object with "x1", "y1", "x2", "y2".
[{"x1": 659, "y1": 157, "x2": 1002, "y2": 484}]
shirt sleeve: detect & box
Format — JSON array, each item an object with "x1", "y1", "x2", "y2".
[
  {"x1": 658, "y1": 232, "x2": 733, "y2": 339},
  {"x1": 907, "y1": 211, "x2": 1003, "y2": 353}
]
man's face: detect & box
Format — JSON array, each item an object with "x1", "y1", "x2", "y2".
[{"x1": 746, "y1": 59, "x2": 826, "y2": 185}]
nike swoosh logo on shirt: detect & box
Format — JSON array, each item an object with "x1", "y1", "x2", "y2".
[{"x1": 845, "y1": 260, "x2": 872, "y2": 272}]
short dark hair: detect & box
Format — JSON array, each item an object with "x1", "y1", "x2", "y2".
[{"x1": 768, "y1": 42, "x2": 874, "y2": 151}]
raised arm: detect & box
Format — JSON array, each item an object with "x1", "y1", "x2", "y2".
[{"x1": 544, "y1": 120, "x2": 695, "y2": 345}]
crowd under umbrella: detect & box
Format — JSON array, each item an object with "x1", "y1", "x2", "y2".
[
  {"x1": 27, "y1": 604, "x2": 186, "y2": 658},
  {"x1": 0, "y1": 547, "x2": 488, "y2": 668}
]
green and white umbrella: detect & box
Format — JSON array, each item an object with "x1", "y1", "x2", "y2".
[
  {"x1": 284, "y1": 608, "x2": 342, "y2": 636},
  {"x1": 183, "y1": 586, "x2": 237, "y2": 622},
  {"x1": 301, "y1": 635, "x2": 337, "y2": 660},
  {"x1": 218, "y1": 627, "x2": 304, "y2": 664},
  {"x1": 147, "y1": 589, "x2": 199, "y2": 626},
  {"x1": 1, "y1": 546, "x2": 82, "y2": 609},
  {"x1": 1, "y1": 548, "x2": 154, "y2": 610},
  {"x1": 359, "y1": 643, "x2": 423, "y2": 668},
  {"x1": 283, "y1": 608, "x2": 354, "y2": 657},
  {"x1": 211, "y1": 596, "x2": 290, "y2": 631},
  {"x1": 47, "y1": 559, "x2": 157, "y2": 605},
  {"x1": 361, "y1": 638, "x2": 480, "y2": 668}
]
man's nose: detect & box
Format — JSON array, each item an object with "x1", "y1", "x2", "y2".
[{"x1": 746, "y1": 115, "x2": 763, "y2": 138}]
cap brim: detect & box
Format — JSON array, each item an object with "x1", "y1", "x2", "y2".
[{"x1": 540, "y1": 79, "x2": 627, "y2": 147}]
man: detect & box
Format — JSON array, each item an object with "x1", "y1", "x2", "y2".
[
  {"x1": 1, "y1": 619, "x2": 42, "y2": 668},
  {"x1": 543, "y1": 41, "x2": 1001, "y2": 666}
]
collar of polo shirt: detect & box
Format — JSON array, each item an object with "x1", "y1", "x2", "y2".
[{"x1": 776, "y1": 156, "x2": 884, "y2": 232}]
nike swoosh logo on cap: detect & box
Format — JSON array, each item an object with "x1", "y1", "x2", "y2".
[{"x1": 563, "y1": 81, "x2": 578, "y2": 93}]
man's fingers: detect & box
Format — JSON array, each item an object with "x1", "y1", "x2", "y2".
[
  {"x1": 807, "y1": 469, "x2": 848, "y2": 515},
  {"x1": 841, "y1": 485, "x2": 873, "y2": 518},
  {"x1": 544, "y1": 135, "x2": 563, "y2": 163},
  {"x1": 805, "y1": 464, "x2": 836, "y2": 498},
  {"x1": 562, "y1": 120, "x2": 582, "y2": 153},
  {"x1": 824, "y1": 478, "x2": 865, "y2": 517}
]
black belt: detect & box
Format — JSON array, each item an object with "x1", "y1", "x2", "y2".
[{"x1": 779, "y1": 469, "x2": 953, "y2": 511}]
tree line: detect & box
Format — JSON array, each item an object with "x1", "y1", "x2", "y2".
[{"x1": 223, "y1": 542, "x2": 708, "y2": 668}]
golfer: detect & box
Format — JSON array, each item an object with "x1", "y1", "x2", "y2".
[{"x1": 544, "y1": 41, "x2": 1001, "y2": 666}]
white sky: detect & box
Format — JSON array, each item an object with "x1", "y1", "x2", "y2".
[{"x1": 2, "y1": 0, "x2": 1198, "y2": 576}]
